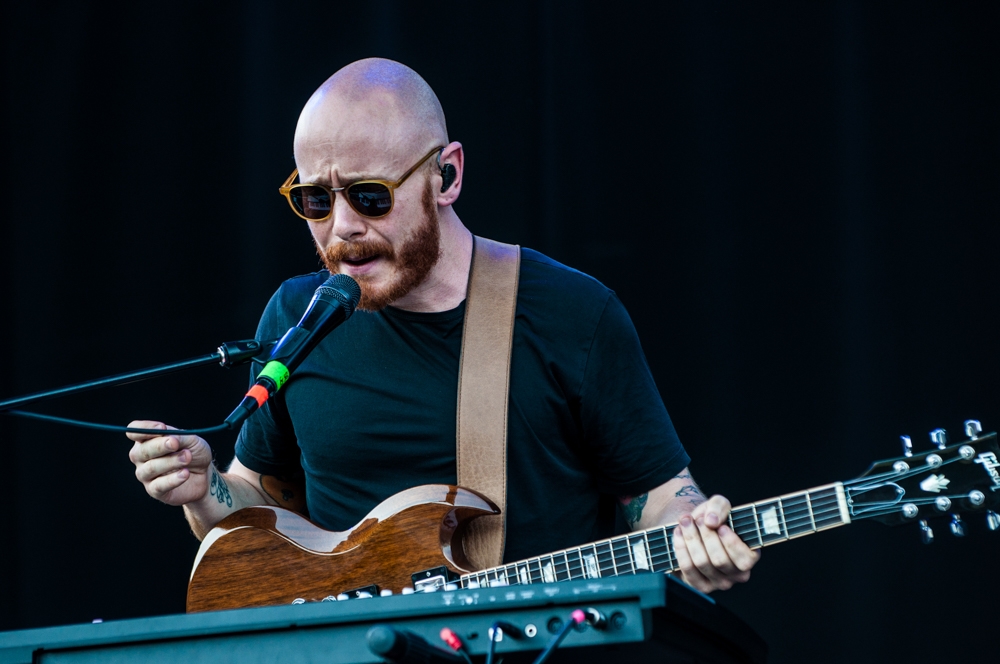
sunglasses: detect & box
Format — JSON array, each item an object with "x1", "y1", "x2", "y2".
[{"x1": 278, "y1": 147, "x2": 444, "y2": 221}]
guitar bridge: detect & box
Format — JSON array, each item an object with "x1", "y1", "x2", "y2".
[
  {"x1": 339, "y1": 585, "x2": 379, "y2": 599},
  {"x1": 412, "y1": 566, "x2": 459, "y2": 593}
]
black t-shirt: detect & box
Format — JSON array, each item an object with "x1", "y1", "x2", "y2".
[{"x1": 235, "y1": 247, "x2": 689, "y2": 563}]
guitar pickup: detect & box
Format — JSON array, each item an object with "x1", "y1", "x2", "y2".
[
  {"x1": 412, "y1": 566, "x2": 459, "y2": 592},
  {"x1": 339, "y1": 585, "x2": 380, "y2": 599}
]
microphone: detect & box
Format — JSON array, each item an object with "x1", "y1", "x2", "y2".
[{"x1": 224, "y1": 274, "x2": 361, "y2": 428}]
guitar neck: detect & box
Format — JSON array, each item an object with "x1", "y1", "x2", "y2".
[{"x1": 460, "y1": 482, "x2": 852, "y2": 588}]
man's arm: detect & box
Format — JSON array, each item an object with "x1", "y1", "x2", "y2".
[
  {"x1": 127, "y1": 420, "x2": 305, "y2": 540},
  {"x1": 619, "y1": 467, "x2": 760, "y2": 593}
]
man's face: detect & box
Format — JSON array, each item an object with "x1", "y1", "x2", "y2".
[{"x1": 306, "y1": 154, "x2": 442, "y2": 311}]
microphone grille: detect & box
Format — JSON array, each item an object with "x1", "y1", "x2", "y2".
[{"x1": 319, "y1": 274, "x2": 361, "y2": 311}]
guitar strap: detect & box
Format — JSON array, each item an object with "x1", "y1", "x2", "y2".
[{"x1": 456, "y1": 235, "x2": 520, "y2": 570}]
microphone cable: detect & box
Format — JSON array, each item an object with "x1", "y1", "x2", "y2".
[{"x1": 2, "y1": 410, "x2": 233, "y2": 436}]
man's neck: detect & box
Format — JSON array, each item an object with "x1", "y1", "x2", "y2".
[{"x1": 389, "y1": 210, "x2": 473, "y2": 313}]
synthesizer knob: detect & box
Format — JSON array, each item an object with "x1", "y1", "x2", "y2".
[
  {"x1": 965, "y1": 420, "x2": 983, "y2": 439},
  {"x1": 356, "y1": 591, "x2": 373, "y2": 599},
  {"x1": 336, "y1": 593, "x2": 349, "y2": 601},
  {"x1": 380, "y1": 589, "x2": 394, "y2": 597},
  {"x1": 443, "y1": 583, "x2": 458, "y2": 591},
  {"x1": 401, "y1": 587, "x2": 415, "y2": 595},
  {"x1": 949, "y1": 514, "x2": 966, "y2": 537},
  {"x1": 930, "y1": 428, "x2": 947, "y2": 450},
  {"x1": 919, "y1": 520, "x2": 934, "y2": 544},
  {"x1": 900, "y1": 435, "x2": 913, "y2": 458},
  {"x1": 321, "y1": 596, "x2": 337, "y2": 602},
  {"x1": 987, "y1": 511, "x2": 1000, "y2": 531},
  {"x1": 291, "y1": 598, "x2": 306, "y2": 605}
]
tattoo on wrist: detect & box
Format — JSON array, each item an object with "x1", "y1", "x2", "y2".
[
  {"x1": 674, "y1": 484, "x2": 703, "y2": 498},
  {"x1": 619, "y1": 493, "x2": 649, "y2": 529},
  {"x1": 210, "y1": 469, "x2": 233, "y2": 508}
]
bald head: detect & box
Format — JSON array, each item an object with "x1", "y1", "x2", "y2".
[{"x1": 294, "y1": 59, "x2": 449, "y2": 181}]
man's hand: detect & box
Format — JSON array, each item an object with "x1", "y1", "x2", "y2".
[
  {"x1": 127, "y1": 421, "x2": 213, "y2": 506},
  {"x1": 620, "y1": 468, "x2": 760, "y2": 593},
  {"x1": 672, "y1": 494, "x2": 760, "y2": 593}
]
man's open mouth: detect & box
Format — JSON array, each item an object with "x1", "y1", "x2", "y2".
[{"x1": 342, "y1": 255, "x2": 379, "y2": 267}]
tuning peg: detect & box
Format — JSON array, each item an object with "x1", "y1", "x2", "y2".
[
  {"x1": 930, "y1": 429, "x2": 947, "y2": 450},
  {"x1": 987, "y1": 511, "x2": 1000, "y2": 531},
  {"x1": 965, "y1": 420, "x2": 982, "y2": 440},
  {"x1": 919, "y1": 520, "x2": 934, "y2": 544},
  {"x1": 900, "y1": 435, "x2": 913, "y2": 458},
  {"x1": 949, "y1": 514, "x2": 966, "y2": 537}
]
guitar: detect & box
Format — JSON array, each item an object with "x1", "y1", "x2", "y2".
[{"x1": 186, "y1": 423, "x2": 1000, "y2": 613}]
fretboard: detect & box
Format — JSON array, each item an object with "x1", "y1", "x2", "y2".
[{"x1": 460, "y1": 482, "x2": 851, "y2": 588}]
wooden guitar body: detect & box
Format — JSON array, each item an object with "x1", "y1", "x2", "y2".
[{"x1": 186, "y1": 484, "x2": 498, "y2": 613}]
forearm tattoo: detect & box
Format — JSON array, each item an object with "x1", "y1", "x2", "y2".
[
  {"x1": 674, "y1": 482, "x2": 706, "y2": 511},
  {"x1": 619, "y1": 493, "x2": 649, "y2": 529},
  {"x1": 209, "y1": 469, "x2": 233, "y2": 508}
]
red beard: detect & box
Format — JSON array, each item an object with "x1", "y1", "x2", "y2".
[{"x1": 318, "y1": 180, "x2": 441, "y2": 311}]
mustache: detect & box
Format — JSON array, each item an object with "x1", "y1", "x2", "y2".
[{"x1": 323, "y1": 237, "x2": 395, "y2": 263}]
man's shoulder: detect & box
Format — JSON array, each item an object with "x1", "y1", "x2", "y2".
[{"x1": 518, "y1": 247, "x2": 612, "y2": 301}]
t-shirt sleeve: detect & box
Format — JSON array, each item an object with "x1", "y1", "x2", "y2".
[
  {"x1": 233, "y1": 286, "x2": 303, "y2": 477},
  {"x1": 578, "y1": 293, "x2": 690, "y2": 496}
]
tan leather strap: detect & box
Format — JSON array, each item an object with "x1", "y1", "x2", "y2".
[{"x1": 456, "y1": 236, "x2": 520, "y2": 570}]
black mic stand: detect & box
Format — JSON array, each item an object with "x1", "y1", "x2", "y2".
[{"x1": 0, "y1": 338, "x2": 275, "y2": 414}]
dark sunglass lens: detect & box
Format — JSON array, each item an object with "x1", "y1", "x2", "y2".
[
  {"x1": 348, "y1": 183, "x2": 392, "y2": 216},
  {"x1": 290, "y1": 187, "x2": 332, "y2": 219}
]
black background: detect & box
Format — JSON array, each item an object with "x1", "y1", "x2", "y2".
[{"x1": 2, "y1": 2, "x2": 998, "y2": 662}]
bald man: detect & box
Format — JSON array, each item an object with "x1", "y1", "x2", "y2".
[{"x1": 128, "y1": 58, "x2": 759, "y2": 594}]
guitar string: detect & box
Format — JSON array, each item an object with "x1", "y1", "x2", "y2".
[
  {"x1": 465, "y1": 452, "x2": 996, "y2": 586},
  {"x1": 468, "y1": 498, "x2": 846, "y2": 581},
  {"x1": 465, "y1": 475, "x2": 984, "y2": 586},
  {"x1": 463, "y1": 497, "x2": 849, "y2": 585}
]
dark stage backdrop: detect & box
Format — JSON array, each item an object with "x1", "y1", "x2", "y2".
[{"x1": 2, "y1": 2, "x2": 997, "y2": 662}]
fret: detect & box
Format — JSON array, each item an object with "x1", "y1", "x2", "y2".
[
  {"x1": 611, "y1": 537, "x2": 634, "y2": 577},
  {"x1": 527, "y1": 559, "x2": 543, "y2": 584},
  {"x1": 665, "y1": 529, "x2": 677, "y2": 573},
  {"x1": 749, "y1": 505, "x2": 765, "y2": 546},
  {"x1": 516, "y1": 562, "x2": 532, "y2": 585},
  {"x1": 580, "y1": 544, "x2": 601, "y2": 579},
  {"x1": 646, "y1": 528, "x2": 672, "y2": 573},
  {"x1": 639, "y1": 531, "x2": 653, "y2": 571},
  {"x1": 755, "y1": 500, "x2": 786, "y2": 545},
  {"x1": 565, "y1": 548, "x2": 585, "y2": 580},
  {"x1": 804, "y1": 492, "x2": 817, "y2": 531},
  {"x1": 630, "y1": 533, "x2": 651, "y2": 572},
  {"x1": 810, "y1": 485, "x2": 848, "y2": 530},
  {"x1": 620, "y1": 535, "x2": 638, "y2": 574},
  {"x1": 503, "y1": 565, "x2": 517, "y2": 586},
  {"x1": 555, "y1": 552, "x2": 571, "y2": 581},
  {"x1": 592, "y1": 542, "x2": 612, "y2": 577},
  {"x1": 540, "y1": 557, "x2": 557, "y2": 583},
  {"x1": 781, "y1": 493, "x2": 814, "y2": 538},
  {"x1": 776, "y1": 498, "x2": 790, "y2": 540}
]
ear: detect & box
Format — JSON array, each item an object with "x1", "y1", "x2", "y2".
[{"x1": 436, "y1": 141, "x2": 464, "y2": 207}]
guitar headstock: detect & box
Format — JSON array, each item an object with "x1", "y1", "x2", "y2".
[{"x1": 845, "y1": 421, "x2": 1000, "y2": 539}]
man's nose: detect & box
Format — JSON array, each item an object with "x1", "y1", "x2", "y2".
[{"x1": 329, "y1": 193, "x2": 369, "y2": 241}]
